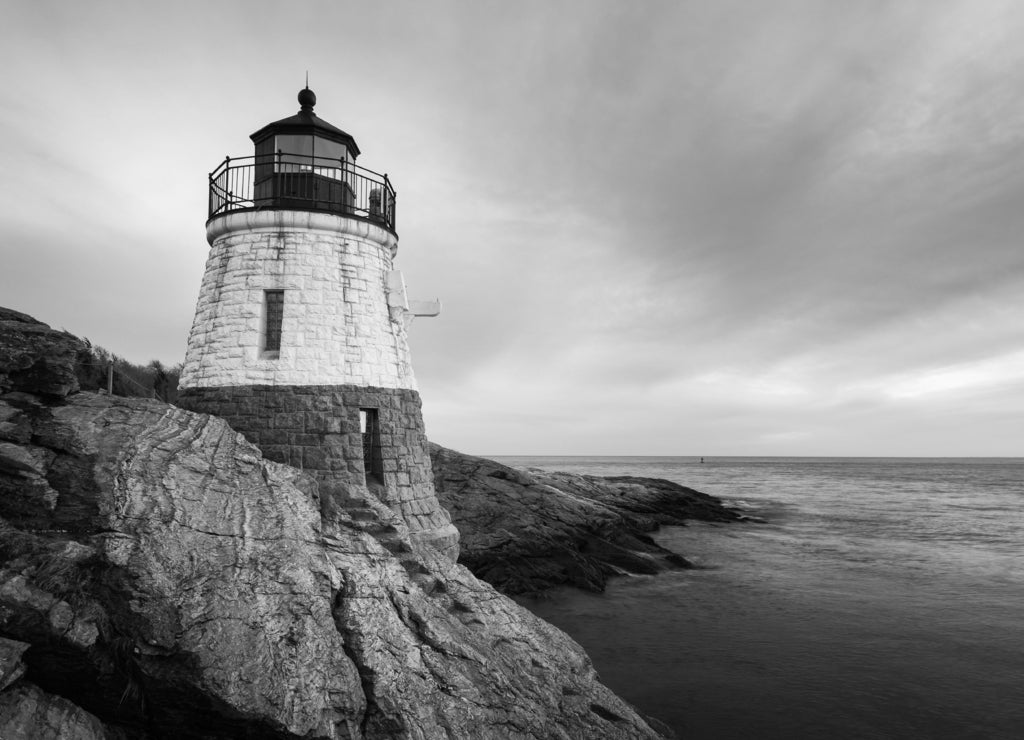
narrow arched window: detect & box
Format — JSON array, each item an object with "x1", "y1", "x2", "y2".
[{"x1": 264, "y1": 290, "x2": 284, "y2": 354}]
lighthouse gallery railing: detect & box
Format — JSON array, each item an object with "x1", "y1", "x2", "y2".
[{"x1": 208, "y1": 153, "x2": 396, "y2": 231}]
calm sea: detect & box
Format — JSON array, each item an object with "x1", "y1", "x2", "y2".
[{"x1": 491, "y1": 456, "x2": 1024, "y2": 740}]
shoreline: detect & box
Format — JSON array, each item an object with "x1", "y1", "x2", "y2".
[{"x1": 429, "y1": 444, "x2": 744, "y2": 595}]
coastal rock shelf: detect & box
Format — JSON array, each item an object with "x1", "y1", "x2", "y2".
[
  {"x1": 430, "y1": 445, "x2": 740, "y2": 595},
  {"x1": 0, "y1": 307, "x2": 666, "y2": 739}
]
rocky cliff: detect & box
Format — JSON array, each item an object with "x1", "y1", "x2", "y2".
[
  {"x1": 430, "y1": 445, "x2": 740, "y2": 595},
  {"x1": 0, "y1": 308, "x2": 667, "y2": 739}
]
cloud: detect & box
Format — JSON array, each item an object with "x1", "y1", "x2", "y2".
[
  {"x1": 873, "y1": 350, "x2": 1024, "y2": 401},
  {"x1": 2, "y1": 0, "x2": 1023, "y2": 455}
]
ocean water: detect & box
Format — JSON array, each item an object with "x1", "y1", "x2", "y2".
[{"x1": 492, "y1": 457, "x2": 1024, "y2": 740}]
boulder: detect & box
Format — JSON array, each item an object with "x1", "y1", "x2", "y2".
[
  {"x1": 0, "y1": 682, "x2": 111, "y2": 740},
  {"x1": 0, "y1": 308, "x2": 82, "y2": 398}
]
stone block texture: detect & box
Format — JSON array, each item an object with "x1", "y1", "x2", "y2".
[
  {"x1": 179, "y1": 211, "x2": 416, "y2": 390},
  {"x1": 178, "y1": 384, "x2": 459, "y2": 559},
  {"x1": 179, "y1": 210, "x2": 457, "y2": 558}
]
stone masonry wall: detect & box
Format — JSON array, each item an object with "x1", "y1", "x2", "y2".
[
  {"x1": 177, "y1": 384, "x2": 459, "y2": 559},
  {"x1": 179, "y1": 211, "x2": 416, "y2": 391}
]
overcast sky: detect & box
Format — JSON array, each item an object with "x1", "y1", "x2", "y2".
[{"x1": 2, "y1": 0, "x2": 1023, "y2": 456}]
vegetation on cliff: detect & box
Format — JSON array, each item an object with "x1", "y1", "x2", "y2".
[{"x1": 72, "y1": 341, "x2": 181, "y2": 403}]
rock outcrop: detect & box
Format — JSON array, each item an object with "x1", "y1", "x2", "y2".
[
  {"x1": 430, "y1": 444, "x2": 740, "y2": 595},
  {"x1": 0, "y1": 308, "x2": 666, "y2": 739},
  {"x1": 0, "y1": 308, "x2": 81, "y2": 400}
]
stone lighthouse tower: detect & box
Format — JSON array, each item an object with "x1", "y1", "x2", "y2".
[{"x1": 178, "y1": 87, "x2": 458, "y2": 559}]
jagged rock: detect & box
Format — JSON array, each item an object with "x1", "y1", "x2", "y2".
[
  {"x1": 0, "y1": 309, "x2": 666, "y2": 739},
  {"x1": 0, "y1": 682, "x2": 112, "y2": 740},
  {"x1": 0, "y1": 401, "x2": 33, "y2": 443},
  {"x1": 1, "y1": 638, "x2": 112, "y2": 738},
  {"x1": 430, "y1": 444, "x2": 739, "y2": 595},
  {"x1": 0, "y1": 636, "x2": 29, "y2": 690},
  {"x1": 0, "y1": 308, "x2": 82, "y2": 398}
]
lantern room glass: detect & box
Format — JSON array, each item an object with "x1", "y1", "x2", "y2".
[{"x1": 274, "y1": 135, "x2": 348, "y2": 179}]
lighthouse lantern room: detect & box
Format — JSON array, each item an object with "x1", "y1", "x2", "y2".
[{"x1": 208, "y1": 86, "x2": 395, "y2": 230}]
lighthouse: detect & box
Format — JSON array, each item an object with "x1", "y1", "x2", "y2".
[{"x1": 177, "y1": 87, "x2": 458, "y2": 559}]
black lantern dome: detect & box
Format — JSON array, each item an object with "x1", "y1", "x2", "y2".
[{"x1": 250, "y1": 86, "x2": 361, "y2": 161}]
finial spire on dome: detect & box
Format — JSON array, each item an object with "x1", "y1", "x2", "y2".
[{"x1": 298, "y1": 80, "x2": 316, "y2": 113}]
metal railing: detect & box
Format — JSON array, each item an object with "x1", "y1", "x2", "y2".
[{"x1": 208, "y1": 153, "x2": 397, "y2": 232}]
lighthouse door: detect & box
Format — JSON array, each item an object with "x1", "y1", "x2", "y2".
[{"x1": 359, "y1": 409, "x2": 384, "y2": 486}]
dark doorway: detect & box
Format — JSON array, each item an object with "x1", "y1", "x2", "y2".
[{"x1": 360, "y1": 408, "x2": 384, "y2": 486}]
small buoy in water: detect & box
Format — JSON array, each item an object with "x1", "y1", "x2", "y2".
[{"x1": 700, "y1": 457, "x2": 704, "y2": 463}]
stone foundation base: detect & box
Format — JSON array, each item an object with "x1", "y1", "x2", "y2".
[{"x1": 177, "y1": 384, "x2": 459, "y2": 559}]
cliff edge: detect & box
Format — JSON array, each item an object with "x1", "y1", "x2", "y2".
[{"x1": 0, "y1": 308, "x2": 666, "y2": 739}]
